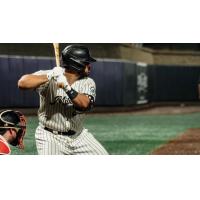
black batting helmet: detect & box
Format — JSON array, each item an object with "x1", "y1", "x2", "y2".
[
  {"x1": 61, "y1": 45, "x2": 96, "y2": 73},
  {"x1": 0, "y1": 110, "x2": 26, "y2": 149}
]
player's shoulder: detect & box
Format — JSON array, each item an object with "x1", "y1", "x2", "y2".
[
  {"x1": 79, "y1": 76, "x2": 95, "y2": 84},
  {"x1": 0, "y1": 138, "x2": 11, "y2": 155}
]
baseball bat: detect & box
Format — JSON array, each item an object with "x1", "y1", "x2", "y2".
[
  {"x1": 52, "y1": 43, "x2": 65, "y2": 89},
  {"x1": 53, "y1": 43, "x2": 60, "y2": 67},
  {"x1": 50, "y1": 43, "x2": 62, "y2": 103}
]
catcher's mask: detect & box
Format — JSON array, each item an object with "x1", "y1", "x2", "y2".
[
  {"x1": 0, "y1": 110, "x2": 26, "y2": 149},
  {"x1": 61, "y1": 45, "x2": 96, "y2": 74}
]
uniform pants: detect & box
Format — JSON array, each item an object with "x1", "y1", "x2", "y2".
[{"x1": 35, "y1": 125, "x2": 108, "y2": 155}]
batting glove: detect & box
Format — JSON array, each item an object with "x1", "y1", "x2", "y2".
[
  {"x1": 56, "y1": 74, "x2": 71, "y2": 91},
  {"x1": 47, "y1": 66, "x2": 65, "y2": 80}
]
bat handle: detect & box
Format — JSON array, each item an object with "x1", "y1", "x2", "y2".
[{"x1": 53, "y1": 43, "x2": 60, "y2": 67}]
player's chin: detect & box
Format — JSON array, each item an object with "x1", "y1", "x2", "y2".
[{"x1": 82, "y1": 71, "x2": 90, "y2": 77}]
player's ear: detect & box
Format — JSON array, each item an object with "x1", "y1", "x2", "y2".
[
  {"x1": 86, "y1": 64, "x2": 91, "y2": 70},
  {"x1": 85, "y1": 64, "x2": 91, "y2": 75},
  {"x1": 7, "y1": 128, "x2": 12, "y2": 134},
  {"x1": 8, "y1": 128, "x2": 16, "y2": 136}
]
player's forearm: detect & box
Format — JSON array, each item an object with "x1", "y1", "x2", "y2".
[
  {"x1": 71, "y1": 94, "x2": 90, "y2": 109},
  {"x1": 18, "y1": 74, "x2": 48, "y2": 89}
]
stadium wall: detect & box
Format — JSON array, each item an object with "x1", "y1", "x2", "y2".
[
  {"x1": 0, "y1": 55, "x2": 200, "y2": 108},
  {"x1": 148, "y1": 65, "x2": 200, "y2": 102}
]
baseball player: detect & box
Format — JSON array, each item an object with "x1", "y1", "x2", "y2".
[
  {"x1": 18, "y1": 45, "x2": 108, "y2": 155},
  {"x1": 0, "y1": 110, "x2": 26, "y2": 155}
]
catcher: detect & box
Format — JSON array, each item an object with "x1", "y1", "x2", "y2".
[{"x1": 0, "y1": 110, "x2": 26, "y2": 155}]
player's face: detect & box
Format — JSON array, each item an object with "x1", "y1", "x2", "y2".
[{"x1": 7, "y1": 129, "x2": 17, "y2": 143}]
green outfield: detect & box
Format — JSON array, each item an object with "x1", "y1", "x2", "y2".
[{"x1": 10, "y1": 112, "x2": 200, "y2": 155}]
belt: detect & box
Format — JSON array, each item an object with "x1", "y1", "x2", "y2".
[{"x1": 44, "y1": 127, "x2": 76, "y2": 136}]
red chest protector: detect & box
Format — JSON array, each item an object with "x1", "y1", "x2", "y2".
[{"x1": 0, "y1": 138, "x2": 11, "y2": 155}]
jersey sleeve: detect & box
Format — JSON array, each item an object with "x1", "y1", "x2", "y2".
[
  {"x1": 80, "y1": 78, "x2": 96, "y2": 100},
  {"x1": 33, "y1": 70, "x2": 51, "y2": 94}
]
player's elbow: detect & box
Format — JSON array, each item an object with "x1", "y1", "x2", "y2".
[
  {"x1": 74, "y1": 102, "x2": 90, "y2": 112},
  {"x1": 81, "y1": 102, "x2": 90, "y2": 109},
  {"x1": 75, "y1": 100, "x2": 90, "y2": 110},
  {"x1": 18, "y1": 75, "x2": 31, "y2": 89}
]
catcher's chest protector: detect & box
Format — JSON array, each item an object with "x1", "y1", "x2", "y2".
[{"x1": 0, "y1": 138, "x2": 11, "y2": 155}]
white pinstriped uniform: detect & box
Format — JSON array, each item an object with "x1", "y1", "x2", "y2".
[{"x1": 33, "y1": 70, "x2": 108, "y2": 155}]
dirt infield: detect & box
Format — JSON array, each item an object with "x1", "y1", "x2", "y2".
[
  {"x1": 131, "y1": 105, "x2": 200, "y2": 115},
  {"x1": 150, "y1": 105, "x2": 200, "y2": 155},
  {"x1": 152, "y1": 128, "x2": 200, "y2": 155}
]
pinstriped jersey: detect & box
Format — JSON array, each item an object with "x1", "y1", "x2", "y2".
[{"x1": 33, "y1": 70, "x2": 96, "y2": 133}]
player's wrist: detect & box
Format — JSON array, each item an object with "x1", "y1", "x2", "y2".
[
  {"x1": 63, "y1": 84, "x2": 71, "y2": 91},
  {"x1": 64, "y1": 87, "x2": 78, "y2": 100}
]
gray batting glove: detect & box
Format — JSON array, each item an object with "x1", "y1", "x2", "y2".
[
  {"x1": 56, "y1": 74, "x2": 71, "y2": 91},
  {"x1": 47, "y1": 66, "x2": 65, "y2": 80}
]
